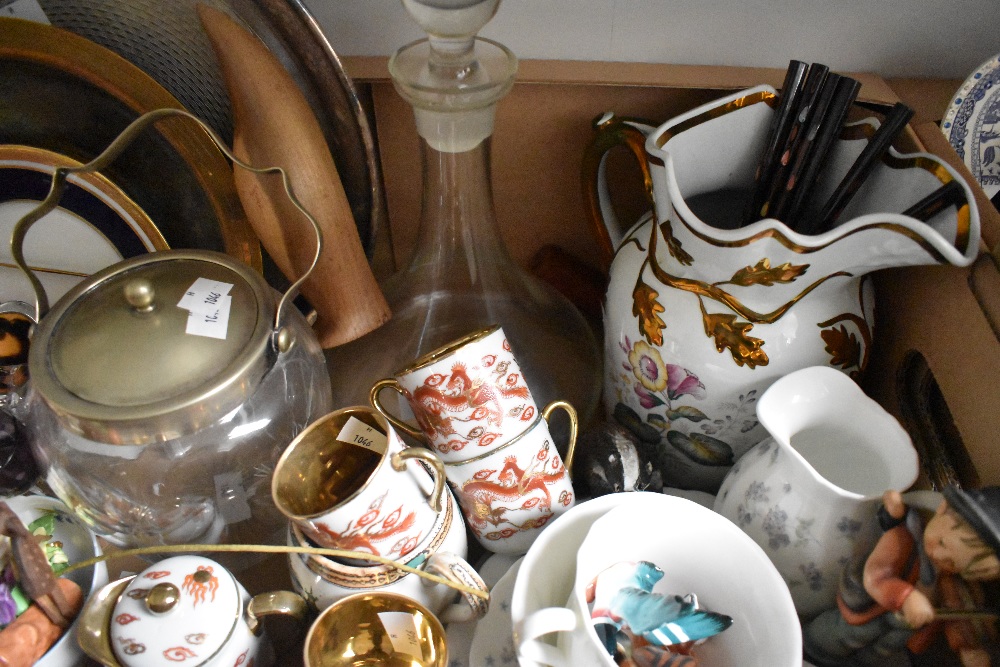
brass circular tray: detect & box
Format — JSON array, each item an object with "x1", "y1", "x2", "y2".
[
  {"x1": 0, "y1": 16, "x2": 261, "y2": 269},
  {"x1": 29, "y1": 0, "x2": 386, "y2": 260}
]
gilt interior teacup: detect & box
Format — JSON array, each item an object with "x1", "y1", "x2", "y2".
[
  {"x1": 303, "y1": 592, "x2": 449, "y2": 667},
  {"x1": 271, "y1": 406, "x2": 447, "y2": 563}
]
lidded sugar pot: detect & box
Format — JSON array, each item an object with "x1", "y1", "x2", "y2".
[
  {"x1": 10, "y1": 109, "x2": 334, "y2": 570},
  {"x1": 77, "y1": 555, "x2": 308, "y2": 667}
]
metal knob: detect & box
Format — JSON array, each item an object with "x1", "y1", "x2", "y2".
[
  {"x1": 123, "y1": 278, "x2": 155, "y2": 313},
  {"x1": 145, "y1": 582, "x2": 180, "y2": 614}
]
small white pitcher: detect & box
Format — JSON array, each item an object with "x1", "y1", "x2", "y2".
[{"x1": 713, "y1": 366, "x2": 919, "y2": 618}]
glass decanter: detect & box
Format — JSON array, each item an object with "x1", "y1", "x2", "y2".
[{"x1": 324, "y1": 0, "x2": 601, "y2": 434}]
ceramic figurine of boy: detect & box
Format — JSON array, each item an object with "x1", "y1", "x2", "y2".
[{"x1": 804, "y1": 485, "x2": 1000, "y2": 667}]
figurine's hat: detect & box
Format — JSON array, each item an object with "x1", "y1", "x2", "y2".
[{"x1": 943, "y1": 485, "x2": 1000, "y2": 556}]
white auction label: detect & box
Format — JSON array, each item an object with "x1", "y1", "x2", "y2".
[
  {"x1": 184, "y1": 294, "x2": 232, "y2": 340},
  {"x1": 335, "y1": 416, "x2": 388, "y2": 454},
  {"x1": 378, "y1": 611, "x2": 424, "y2": 659},
  {"x1": 177, "y1": 277, "x2": 234, "y2": 315}
]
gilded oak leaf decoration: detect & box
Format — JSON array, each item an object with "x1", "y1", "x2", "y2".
[
  {"x1": 659, "y1": 220, "x2": 694, "y2": 266},
  {"x1": 821, "y1": 324, "x2": 862, "y2": 370},
  {"x1": 633, "y1": 280, "x2": 666, "y2": 346},
  {"x1": 703, "y1": 311, "x2": 768, "y2": 368},
  {"x1": 728, "y1": 259, "x2": 808, "y2": 287}
]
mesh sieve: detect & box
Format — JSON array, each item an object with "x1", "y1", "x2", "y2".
[{"x1": 24, "y1": 0, "x2": 385, "y2": 257}]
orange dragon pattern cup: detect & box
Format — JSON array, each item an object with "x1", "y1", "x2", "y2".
[
  {"x1": 444, "y1": 400, "x2": 578, "y2": 555},
  {"x1": 370, "y1": 325, "x2": 539, "y2": 461},
  {"x1": 271, "y1": 407, "x2": 448, "y2": 563}
]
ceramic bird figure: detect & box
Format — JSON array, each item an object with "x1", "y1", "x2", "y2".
[{"x1": 586, "y1": 561, "x2": 733, "y2": 653}]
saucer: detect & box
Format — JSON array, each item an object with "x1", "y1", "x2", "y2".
[
  {"x1": 941, "y1": 53, "x2": 1000, "y2": 199},
  {"x1": 0, "y1": 144, "x2": 167, "y2": 306},
  {"x1": 469, "y1": 557, "x2": 522, "y2": 667}
]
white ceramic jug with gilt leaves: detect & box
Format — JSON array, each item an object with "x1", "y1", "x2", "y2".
[{"x1": 584, "y1": 85, "x2": 979, "y2": 493}]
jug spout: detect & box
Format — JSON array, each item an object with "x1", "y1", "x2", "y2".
[{"x1": 755, "y1": 366, "x2": 919, "y2": 499}]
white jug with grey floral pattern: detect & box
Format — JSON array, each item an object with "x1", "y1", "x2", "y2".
[{"x1": 713, "y1": 366, "x2": 919, "y2": 618}]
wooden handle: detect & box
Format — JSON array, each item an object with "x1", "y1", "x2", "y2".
[{"x1": 197, "y1": 4, "x2": 390, "y2": 348}]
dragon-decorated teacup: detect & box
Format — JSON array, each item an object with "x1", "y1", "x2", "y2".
[
  {"x1": 272, "y1": 406, "x2": 447, "y2": 563},
  {"x1": 286, "y1": 486, "x2": 489, "y2": 624},
  {"x1": 369, "y1": 325, "x2": 540, "y2": 460},
  {"x1": 444, "y1": 400, "x2": 578, "y2": 554}
]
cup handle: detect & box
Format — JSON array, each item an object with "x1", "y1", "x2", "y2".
[
  {"x1": 369, "y1": 378, "x2": 426, "y2": 441},
  {"x1": 420, "y1": 550, "x2": 490, "y2": 624},
  {"x1": 391, "y1": 447, "x2": 447, "y2": 513},
  {"x1": 246, "y1": 590, "x2": 309, "y2": 635},
  {"x1": 514, "y1": 606, "x2": 577, "y2": 667},
  {"x1": 541, "y1": 400, "x2": 579, "y2": 476}
]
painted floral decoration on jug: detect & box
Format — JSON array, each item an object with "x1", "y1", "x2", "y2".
[
  {"x1": 713, "y1": 366, "x2": 920, "y2": 617},
  {"x1": 719, "y1": 439, "x2": 867, "y2": 597}
]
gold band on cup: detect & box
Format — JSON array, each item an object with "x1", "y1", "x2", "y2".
[
  {"x1": 442, "y1": 400, "x2": 578, "y2": 473},
  {"x1": 393, "y1": 325, "x2": 501, "y2": 377}
]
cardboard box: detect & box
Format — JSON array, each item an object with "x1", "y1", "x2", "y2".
[
  {"x1": 344, "y1": 57, "x2": 999, "y2": 492},
  {"x1": 339, "y1": 59, "x2": 1000, "y2": 665}
]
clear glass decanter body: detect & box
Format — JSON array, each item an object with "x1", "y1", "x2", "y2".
[
  {"x1": 325, "y1": 126, "x2": 601, "y2": 430},
  {"x1": 324, "y1": 2, "x2": 601, "y2": 431}
]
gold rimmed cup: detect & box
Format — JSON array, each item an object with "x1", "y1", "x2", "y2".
[
  {"x1": 286, "y1": 489, "x2": 490, "y2": 624},
  {"x1": 369, "y1": 325, "x2": 541, "y2": 461},
  {"x1": 303, "y1": 592, "x2": 449, "y2": 667},
  {"x1": 272, "y1": 406, "x2": 447, "y2": 563},
  {"x1": 443, "y1": 400, "x2": 578, "y2": 555}
]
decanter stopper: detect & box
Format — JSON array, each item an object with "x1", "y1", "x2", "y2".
[
  {"x1": 402, "y1": 0, "x2": 500, "y2": 58},
  {"x1": 391, "y1": 0, "x2": 515, "y2": 152}
]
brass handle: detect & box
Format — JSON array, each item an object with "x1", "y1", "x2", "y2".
[
  {"x1": 391, "y1": 447, "x2": 447, "y2": 513},
  {"x1": 369, "y1": 378, "x2": 426, "y2": 441},
  {"x1": 10, "y1": 107, "x2": 323, "y2": 340},
  {"x1": 541, "y1": 400, "x2": 579, "y2": 476},
  {"x1": 246, "y1": 590, "x2": 309, "y2": 635},
  {"x1": 580, "y1": 112, "x2": 657, "y2": 273}
]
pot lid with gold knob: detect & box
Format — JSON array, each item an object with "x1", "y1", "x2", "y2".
[
  {"x1": 106, "y1": 555, "x2": 245, "y2": 667},
  {"x1": 27, "y1": 249, "x2": 285, "y2": 445}
]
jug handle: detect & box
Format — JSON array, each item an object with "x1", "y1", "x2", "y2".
[{"x1": 581, "y1": 113, "x2": 658, "y2": 273}]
